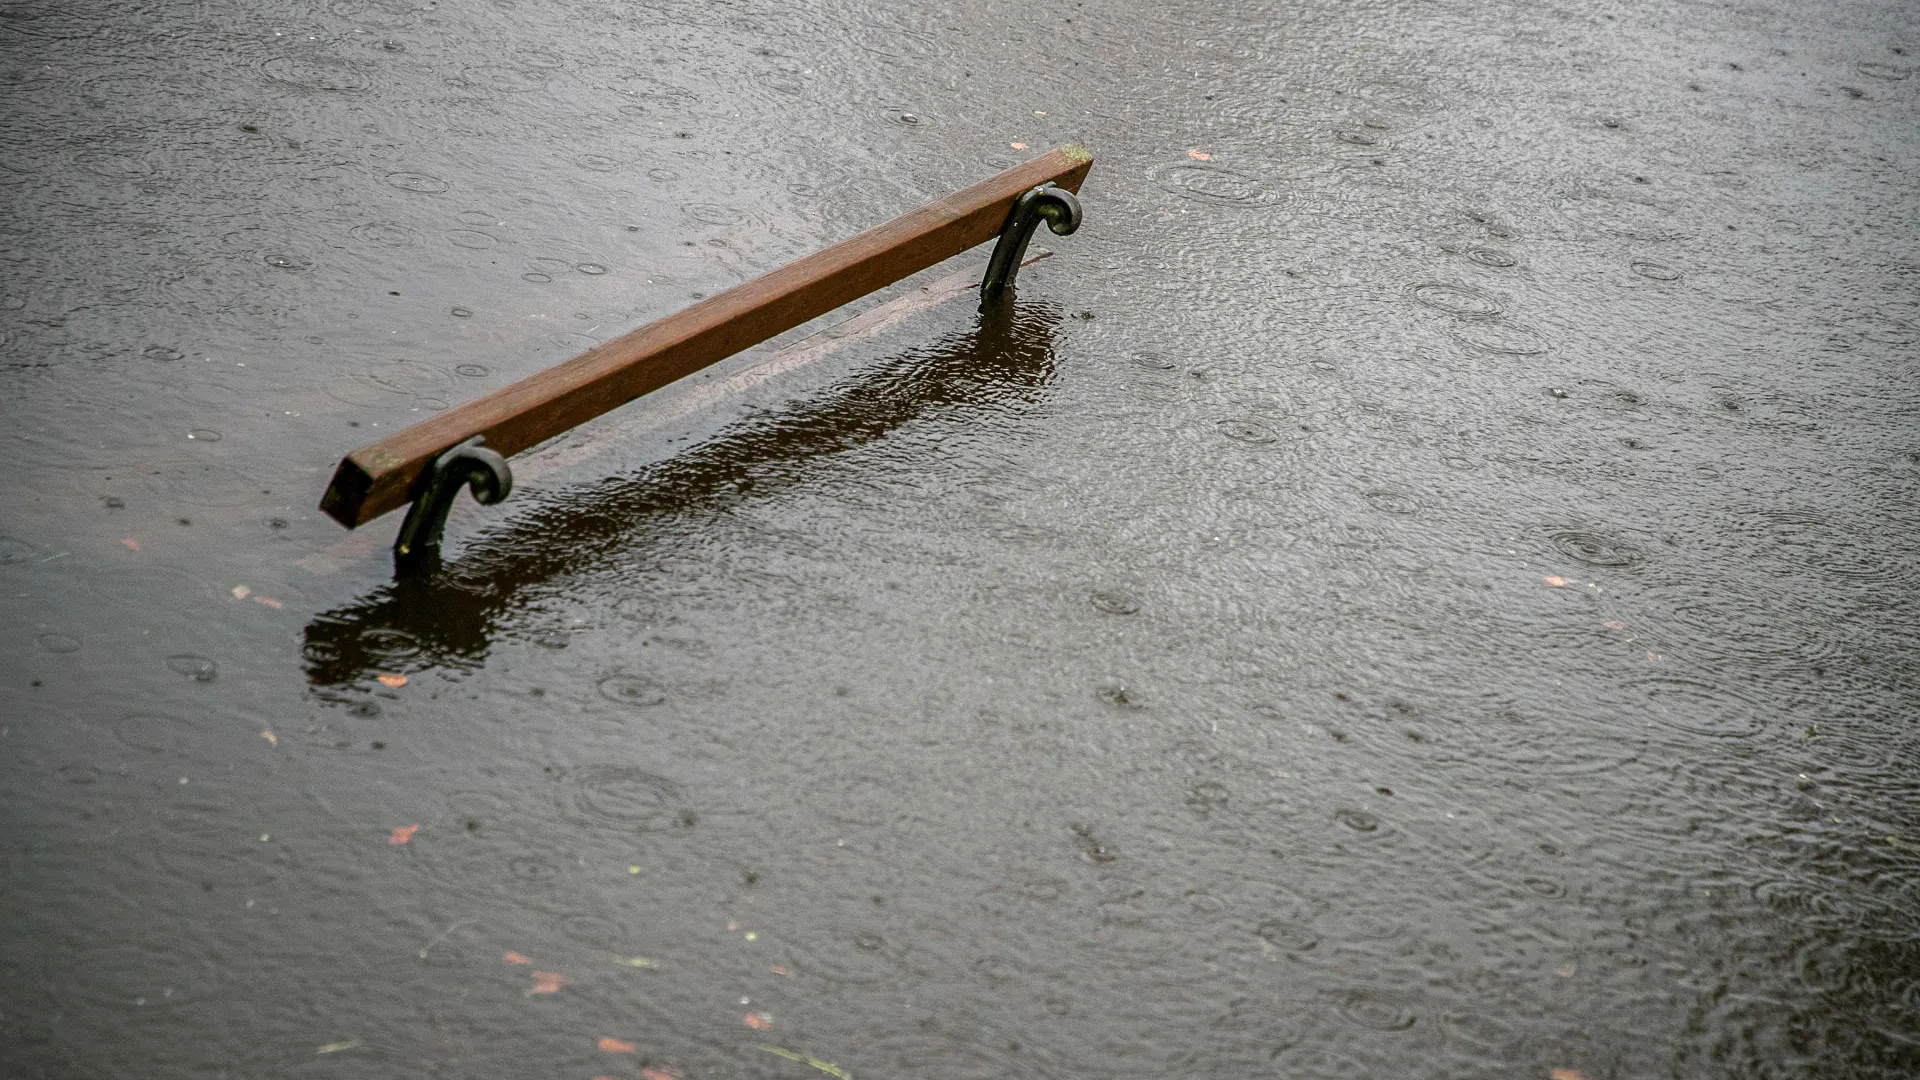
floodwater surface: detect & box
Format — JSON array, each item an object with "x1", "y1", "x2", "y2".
[{"x1": 3, "y1": 0, "x2": 1918, "y2": 1076}]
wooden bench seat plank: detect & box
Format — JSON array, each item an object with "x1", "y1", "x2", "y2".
[{"x1": 320, "y1": 146, "x2": 1094, "y2": 528}]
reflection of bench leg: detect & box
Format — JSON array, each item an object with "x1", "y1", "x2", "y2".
[
  {"x1": 980, "y1": 183, "x2": 1083, "y2": 305},
  {"x1": 392, "y1": 436, "x2": 513, "y2": 574}
]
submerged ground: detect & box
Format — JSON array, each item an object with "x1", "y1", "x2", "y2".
[{"x1": 3, "y1": 0, "x2": 1917, "y2": 1076}]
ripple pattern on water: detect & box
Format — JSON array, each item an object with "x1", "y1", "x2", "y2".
[
  {"x1": 778, "y1": 924, "x2": 910, "y2": 987},
  {"x1": 348, "y1": 221, "x2": 421, "y2": 247},
  {"x1": 684, "y1": 202, "x2": 748, "y2": 226},
  {"x1": 1443, "y1": 1008, "x2": 1526, "y2": 1060},
  {"x1": 1408, "y1": 281, "x2": 1503, "y2": 318},
  {"x1": 1266, "y1": 1046, "x2": 1375, "y2": 1077},
  {"x1": 1627, "y1": 578, "x2": 1861, "y2": 678},
  {"x1": 559, "y1": 765, "x2": 688, "y2": 830},
  {"x1": 324, "y1": 360, "x2": 454, "y2": 409},
  {"x1": 461, "y1": 65, "x2": 548, "y2": 93},
  {"x1": 1330, "y1": 988, "x2": 1421, "y2": 1031},
  {"x1": 1604, "y1": 673, "x2": 1769, "y2": 738},
  {"x1": 358, "y1": 626, "x2": 423, "y2": 663},
  {"x1": 1151, "y1": 161, "x2": 1283, "y2": 208},
  {"x1": 1548, "y1": 528, "x2": 1647, "y2": 568},
  {"x1": 36, "y1": 631, "x2": 80, "y2": 653},
  {"x1": 1335, "y1": 807, "x2": 1382, "y2": 832},
  {"x1": 164, "y1": 654, "x2": 217, "y2": 682},
  {"x1": 1254, "y1": 891, "x2": 1321, "y2": 956},
  {"x1": 1451, "y1": 319, "x2": 1551, "y2": 355},
  {"x1": 112, "y1": 712, "x2": 214, "y2": 757},
  {"x1": 837, "y1": 1023, "x2": 1062, "y2": 1078},
  {"x1": 1724, "y1": 509, "x2": 1903, "y2": 587},
  {"x1": 445, "y1": 228, "x2": 496, "y2": 249},
  {"x1": 594, "y1": 673, "x2": 666, "y2": 707},
  {"x1": 1216, "y1": 417, "x2": 1279, "y2": 445},
  {"x1": 1857, "y1": 61, "x2": 1912, "y2": 80},
  {"x1": 385, "y1": 171, "x2": 449, "y2": 194},
  {"x1": 1361, "y1": 488, "x2": 1421, "y2": 515},
  {"x1": 259, "y1": 54, "x2": 373, "y2": 92}
]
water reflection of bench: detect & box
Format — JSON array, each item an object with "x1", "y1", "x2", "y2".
[
  {"x1": 317, "y1": 147, "x2": 1093, "y2": 573},
  {"x1": 301, "y1": 301, "x2": 1065, "y2": 689}
]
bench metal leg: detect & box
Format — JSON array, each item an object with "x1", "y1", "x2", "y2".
[
  {"x1": 980, "y1": 183, "x2": 1083, "y2": 305},
  {"x1": 393, "y1": 436, "x2": 513, "y2": 573}
]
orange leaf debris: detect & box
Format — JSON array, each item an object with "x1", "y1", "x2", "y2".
[
  {"x1": 389, "y1": 824, "x2": 419, "y2": 845},
  {"x1": 1551, "y1": 1070, "x2": 1588, "y2": 1080},
  {"x1": 253, "y1": 594, "x2": 284, "y2": 609},
  {"x1": 121, "y1": 538, "x2": 140, "y2": 551},
  {"x1": 530, "y1": 971, "x2": 565, "y2": 994},
  {"x1": 1544, "y1": 576, "x2": 1569, "y2": 587},
  {"x1": 1602, "y1": 620, "x2": 1626, "y2": 631},
  {"x1": 599, "y1": 1037, "x2": 637, "y2": 1053},
  {"x1": 503, "y1": 951, "x2": 531, "y2": 964},
  {"x1": 1187, "y1": 148, "x2": 1213, "y2": 161},
  {"x1": 642, "y1": 1069, "x2": 681, "y2": 1080},
  {"x1": 1009, "y1": 141, "x2": 1028, "y2": 150},
  {"x1": 376, "y1": 673, "x2": 408, "y2": 688},
  {"x1": 744, "y1": 1012, "x2": 774, "y2": 1031}
]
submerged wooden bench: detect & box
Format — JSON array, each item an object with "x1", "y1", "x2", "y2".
[{"x1": 318, "y1": 145, "x2": 1093, "y2": 572}]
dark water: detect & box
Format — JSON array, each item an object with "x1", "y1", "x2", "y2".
[{"x1": 4, "y1": 0, "x2": 1918, "y2": 1076}]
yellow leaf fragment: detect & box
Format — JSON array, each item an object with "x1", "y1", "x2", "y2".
[
  {"x1": 759, "y1": 1045, "x2": 853, "y2": 1080},
  {"x1": 617, "y1": 956, "x2": 658, "y2": 968},
  {"x1": 261, "y1": 730, "x2": 277, "y2": 746},
  {"x1": 316, "y1": 1040, "x2": 361, "y2": 1055},
  {"x1": 231, "y1": 584, "x2": 251, "y2": 600}
]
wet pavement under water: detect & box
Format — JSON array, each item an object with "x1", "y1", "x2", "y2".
[{"x1": 3, "y1": 0, "x2": 1918, "y2": 1076}]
